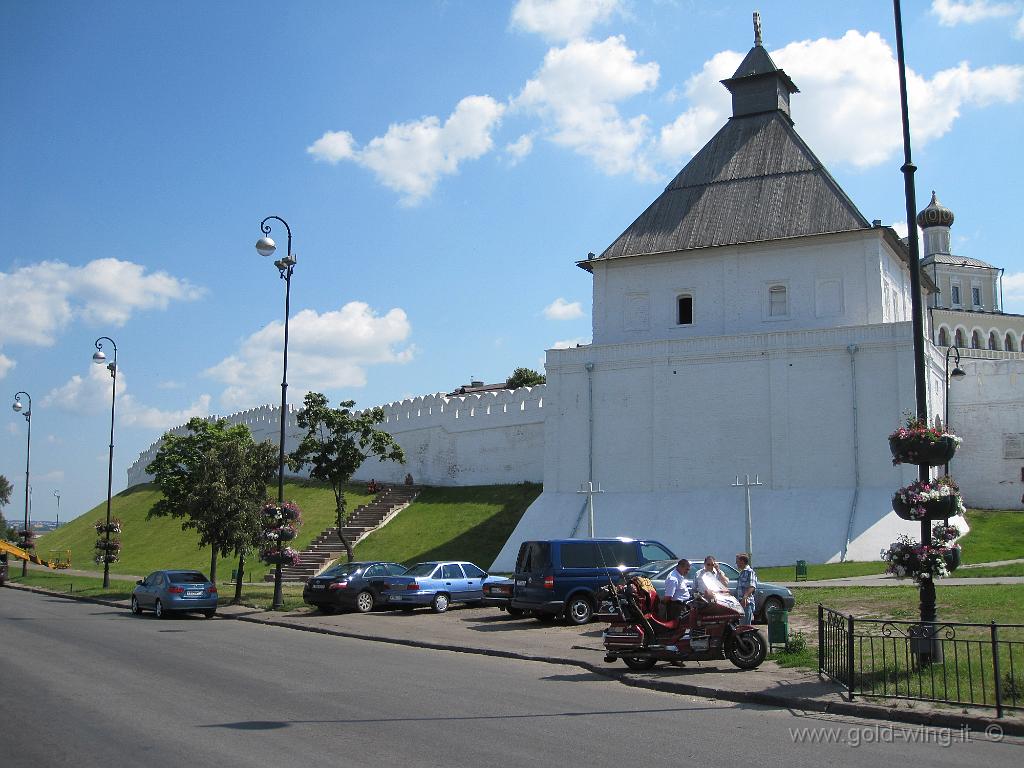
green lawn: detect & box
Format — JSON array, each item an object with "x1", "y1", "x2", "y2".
[
  {"x1": 32, "y1": 481, "x2": 373, "y2": 582},
  {"x1": 759, "y1": 508, "x2": 1024, "y2": 582},
  {"x1": 352, "y1": 483, "x2": 541, "y2": 571}
]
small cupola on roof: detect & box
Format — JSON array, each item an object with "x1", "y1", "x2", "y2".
[
  {"x1": 720, "y1": 12, "x2": 799, "y2": 120},
  {"x1": 917, "y1": 191, "x2": 954, "y2": 258}
]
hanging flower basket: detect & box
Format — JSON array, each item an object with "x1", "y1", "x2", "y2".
[
  {"x1": 892, "y1": 476, "x2": 965, "y2": 521},
  {"x1": 881, "y1": 535, "x2": 952, "y2": 583},
  {"x1": 888, "y1": 416, "x2": 961, "y2": 466},
  {"x1": 94, "y1": 539, "x2": 122, "y2": 551},
  {"x1": 93, "y1": 553, "x2": 120, "y2": 565},
  {"x1": 261, "y1": 547, "x2": 301, "y2": 567},
  {"x1": 261, "y1": 501, "x2": 302, "y2": 525},
  {"x1": 94, "y1": 519, "x2": 122, "y2": 534}
]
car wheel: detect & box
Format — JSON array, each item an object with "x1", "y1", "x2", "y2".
[
  {"x1": 506, "y1": 607, "x2": 525, "y2": 617},
  {"x1": 316, "y1": 605, "x2": 336, "y2": 615},
  {"x1": 564, "y1": 595, "x2": 594, "y2": 625},
  {"x1": 203, "y1": 609, "x2": 216, "y2": 619},
  {"x1": 130, "y1": 596, "x2": 142, "y2": 615},
  {"x1": 355, "y1": 590, "x2": 375, "y2": 613},
  {"x1": 154, "y1": 599, "x2": 166, "y2": 619},
  {"x1": 622, "y1": 656, "x2": 657, "y2": 671},
  {"x1": 759, "y1": 596, "x2": 784, "y2": 624},
  {"x1": 431, "y1": 593, "x2": 450, "y2": 613}
]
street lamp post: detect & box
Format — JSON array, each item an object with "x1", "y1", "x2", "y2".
[
  {"x1": 92, "y1": 337, "x2": 118, "y2": 589},
  {"x1": 256, "y1": 215, "x2": 296, "y2": 611},
  {"x1": 12, "y1": 392, "x2": 32, "y2": 577},
  {"x1": 53, "y1": 490, "x2": 61, "y2": 529}
]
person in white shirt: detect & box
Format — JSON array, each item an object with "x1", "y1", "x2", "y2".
[
  {"x1": 693, "y1": 556, "x2": 730, "y2": 597},
  {"x1": 662, "y1": 559, "x2": 692, "y2": 621}
]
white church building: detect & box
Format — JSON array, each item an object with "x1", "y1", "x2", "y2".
[{"x1": 127, "y1": 28, "x2": 1024, "y2": 570}]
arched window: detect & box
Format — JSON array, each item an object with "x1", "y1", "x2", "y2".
[
  {"x1": 938, "y1": 327, "x2": 949, "y2": 347},
  {"x1": 955, "y1": 329, "x2": 966, "y2": 347},
  {"x1": 1007, "y1": 333, "x2": 1019, "y2": 352},
  {"x1": 768, "y1": 285, "x2": 788, "y2": 318},
  {"x1": 971, "y1": 330, "x2": 982, "y2": 349},
  {"x1": 989, "y1": 331, "x2": 1000, "y2": 351}
]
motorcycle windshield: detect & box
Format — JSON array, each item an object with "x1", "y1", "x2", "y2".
[{"x1": 698, "y1": 572, "x2": 728, "y2": 594}]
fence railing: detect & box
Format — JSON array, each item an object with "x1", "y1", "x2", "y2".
[{"x1": 818, "y1": 604, "x2": 1024, "y2": 717}]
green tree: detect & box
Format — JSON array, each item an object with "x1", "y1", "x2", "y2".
[
  {"x1": 288, "y1": 393, "x2": 405, "y2": 563},
  {"x1": 0, "y1": 474, "x2": 12, "y2": 509},
  {"x1": 506, "y1": 367, "x2": 545, "y2": 389},
  {"x1": 146, "y1": 418, "x2": 276, "y2": 587}
]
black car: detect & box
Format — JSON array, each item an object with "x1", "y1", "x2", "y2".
[{"x1": 303, "y1": 560, "x2": 408, "y2": 614}]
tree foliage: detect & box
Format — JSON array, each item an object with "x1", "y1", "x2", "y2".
[
  {"x1": 288, "y1": 392, "x2": 405, "y2": 562},
  {"x1": 146, "y1": 418, "x2": 277, "y2": 582},
  {"x1": 506, "y1": 367, "x2": 545, "y2": 389},
  {"x1": 0, "y1": 474, "x2": 12, "y2": 510}
]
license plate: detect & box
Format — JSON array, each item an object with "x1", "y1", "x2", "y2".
[
  {"x1": 185, "y1": 590, "x2": 202, "y2": 598},
  {"x1": 311, "y1": 584, "x2": 325, "y2": 590},
  {"x1": 515, "y1": 579, "x2": 526, "y2": 587},
  {"x1": 390, "y1": 595, "x2": 406, "y2": 601}
]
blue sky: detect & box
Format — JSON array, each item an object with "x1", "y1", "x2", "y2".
[{"x1": 2, "y1": 0, "x2": 1022, "y2": 524}]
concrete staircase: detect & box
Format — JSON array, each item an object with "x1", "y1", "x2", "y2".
[{"x1": 265, "y1": 486, "x2": 420, "y2": 583}]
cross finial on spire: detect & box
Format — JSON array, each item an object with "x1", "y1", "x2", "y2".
[{"x1": 753, "y1": 10, "x2": 762, "y2": 46}]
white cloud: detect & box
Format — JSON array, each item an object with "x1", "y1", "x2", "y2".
[
  {"x1": 505, "y1": 133, "x2": 535, "y2": 163},
  {"x1": 544, "y1": 297, "x2": 584, "y2": 320},
  {"x1": 0, "y1": 353, "x2": 13, "y2": 380},
  {"x1": 1018, "y1": 12, "x2": 1024, "y2": 37},
  {"x1": 42, "y1": 362, "x2": 212, "y2": 430},
  {"x1": 0, "y1": 259, "x2": 203, "y2": 374},
  {"x1": 931, "y1": 0, "x2": 1019, "y2": 26},
  {"x1": 515, "y1": 36, "x2": 659, "y2": 178},
  {"x1": 205, "y1": 301, "x2": 415, "y2": 410},
  {"x1": 510, "y1": 0, "x2": 621, "y2": 42},
  {"x1": 1003, "y1": 271, "x2": 1024, "y2": 313},
  {"x1": 308, "y1": 96, "x2": 505, "y2": 206},
  {"x1": 657, "y1": 31, "x2": 1024, "y2": 171},
  {"x1": 552, "y1": 336, "x2": 591, "y2": 349}
]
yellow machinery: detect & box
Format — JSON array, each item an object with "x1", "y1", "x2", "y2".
[{"x1": 0, "y1": 539, "x2": 71, "y2": 569}]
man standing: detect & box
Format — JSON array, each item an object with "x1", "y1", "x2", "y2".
[
  {"x1": 662, "y1": 558, "x2": 692, "y2": 621},
  {"x1": 735, "y1": 553, "x2": 757, "y2": 625}
]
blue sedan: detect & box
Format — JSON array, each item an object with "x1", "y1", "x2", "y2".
[
  {"x1": 131, "y1": 569, "x2": 218, "y2": 618},
  {"x1": 381, "y1": 561, "x2": 488, "y2": 613}
]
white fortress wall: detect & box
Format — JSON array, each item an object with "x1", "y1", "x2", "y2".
[
  {"x1": 490, "y1": 322, "x2": 966, "y2": 571},
  {"x1": 946, "y1": 350, "x2": 1024, "y2": 510},
  {"x1": 126, "y1": 387, "x2": 546, "y2": 489}
]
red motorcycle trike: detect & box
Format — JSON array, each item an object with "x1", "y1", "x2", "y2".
[{"x1": 599, "y1": 571, "x2": 767, "y2": 671}]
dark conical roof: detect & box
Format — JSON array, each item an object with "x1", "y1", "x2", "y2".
[{"x1": 594, "y1": 111, "x2": 870, "y2": 261}]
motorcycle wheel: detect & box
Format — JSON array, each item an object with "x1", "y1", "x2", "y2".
[
  {"x1": 622, "y1": 656, "x2": 657, "y2": 671},
  {"x1": 725, "y1": 629, "x2": 767, "y2": 670}
]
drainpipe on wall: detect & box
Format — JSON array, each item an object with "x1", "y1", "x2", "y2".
[
  {"x1": 841, "y1": 344, "x2": 861, "y2": 562},
  {"x1": 570, "y1": 362, "x2": 596, "y2": 538}
]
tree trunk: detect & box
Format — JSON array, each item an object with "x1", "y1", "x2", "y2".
[
  {"x1": 233, "y1": 553, "x2": 245, "y2": 604},
  {"x1": 337, "y1": 529, "x2": 355, "y2": 563},
  {"x1": 334, "y1": 493, "x2": 353, "y2": 562},
  {"x1": 210, "y1": 547, "x2": 218, "y2": 584}
]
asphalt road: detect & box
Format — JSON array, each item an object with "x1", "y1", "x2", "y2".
[{"x1": 1, "y1": 589, "x2": 1019, "y2": 768}]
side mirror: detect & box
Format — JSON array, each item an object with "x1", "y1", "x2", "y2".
[{"x1": 136, "y1": 579, "x2": 144, "y2": 585}]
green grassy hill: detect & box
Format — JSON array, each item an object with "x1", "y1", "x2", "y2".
[{"x1": 34, "y1": 481, "x2": 541, "y2": 580}]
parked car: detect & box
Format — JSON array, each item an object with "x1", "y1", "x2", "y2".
[
  {"x1": 481, "y1": 575, "x2": 524, "y2": 616},
  {"x1": 303, "y1": 560, "x2": 409, "y2": 614},
  {"x1": 637, "y1": 558, "x2": 795, "y2": 622},
  {"x1": 381, "y1": 561, "x2": 489, "y2": 613},
  {"x1": 510, "y1": 538, "x2": 677, "y2": 625},
  {"x1": 131, "y1": 570, "x2": 218, "y2": 618}
]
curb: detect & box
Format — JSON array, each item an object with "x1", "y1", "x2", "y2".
[{"x1": 5, "y1": 582, "x2": 1021, "y2": 737}]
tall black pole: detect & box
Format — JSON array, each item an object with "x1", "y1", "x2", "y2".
[
  {"x1": 893, "y1": 1, "x2": 939, "y2": 650},
  {"x1": 13, "y1": 392, "x2": 31, "y2": 577},
  {"x1": 94, "y1": 337, "x2": 118, "y2": 589},
  {"x1": 259, "y1": 216, "x2": 295, "y2": 611}
]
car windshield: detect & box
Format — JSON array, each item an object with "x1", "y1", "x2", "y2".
[
  {"x1": 639, "y1": 559, "x2": 675, "y2": 576},
  {"x1": 404, "y1": 563, "x2": 439, "y2": 577},
  {"x1": 168, "y1": 572, "x2": 208, "y2": 584},
  {"x1": 321, "y1": 563, "x2": 363, "y2": 578}
]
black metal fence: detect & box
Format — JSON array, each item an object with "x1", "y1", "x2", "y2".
[{"x1": 818, "y1": 604, "x2": 1024, "y2": 717}]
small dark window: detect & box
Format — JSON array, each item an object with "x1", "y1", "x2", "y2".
[
  {"x1": 441, "y1": 564, "x2": 465, "y2": 579},
  {"x1": 951, "y1": 285, "x2": 961, "y2": 305},
  {"x1": 677, "y1": 295, "x2": 693, "y2": 325},
  {"x1": 462, "y1": 563, "x2": 486, "y2": 578},
  {"x1": 972, "y1": 287, "x2": 982, "y2": 306}
]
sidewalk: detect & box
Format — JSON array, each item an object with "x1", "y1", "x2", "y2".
[{"x1": 6, "y1": 580, "x2": 1022, "y2": 737}]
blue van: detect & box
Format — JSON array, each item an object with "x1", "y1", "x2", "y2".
[{"x1": 510, "y1": 538, "x2": 677, "y2": 624}]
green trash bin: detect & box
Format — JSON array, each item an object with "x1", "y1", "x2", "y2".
[
  {"x1": 766, "y1": 606, "x2": 789, "y2": 649},
  {"x1": 795, "y1": 560, "x2": 808, "y2": 581}
]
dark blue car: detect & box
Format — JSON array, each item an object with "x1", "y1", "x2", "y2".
[
  {"x1": 303, "y1": 560, "x2": 409, "y2": 614},
  {"x1": 510, "y1": 538, "x2": 677, "y2": 625}
]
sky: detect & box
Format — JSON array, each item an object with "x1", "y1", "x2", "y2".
[{"x1": 2, "y1": 0, "x2": 1022, "y2": 525}]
